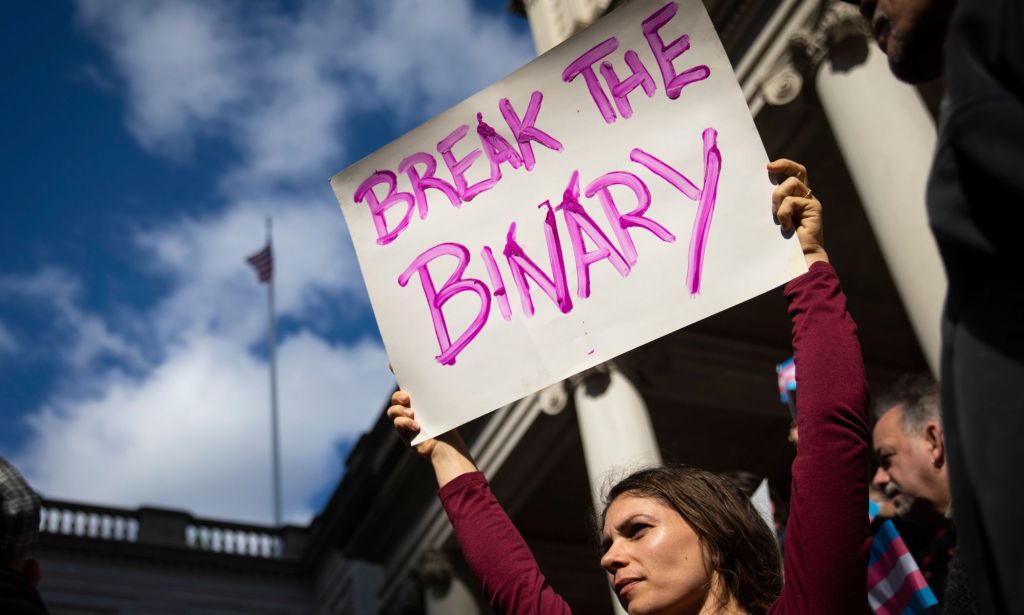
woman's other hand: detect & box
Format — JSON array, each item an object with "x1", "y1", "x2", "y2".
[
  {"x1": 388, "y1": 389, "x2": 437, "y2": 458},
  {"x1": 387, "y1": 389, "x2": 477, "y2": 487},
  {"x1": 768, "y1": 158, "x2": 828, "y2": 267}
]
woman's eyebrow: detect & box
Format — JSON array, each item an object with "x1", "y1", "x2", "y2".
[
  {"x1": 614, "y1": 513, "x2": 655, "y2": 533},
  {"x1": 601, "y1": 514, "x2": 648, "y2": 553}
]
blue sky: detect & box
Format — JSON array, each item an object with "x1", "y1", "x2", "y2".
[{"x1": 0, "y1": 0, "x2": 535, "y2": 524}]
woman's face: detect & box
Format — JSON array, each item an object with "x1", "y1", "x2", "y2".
[{"x1": 601, "y1": 494, "x2": 712, "y2": 615}]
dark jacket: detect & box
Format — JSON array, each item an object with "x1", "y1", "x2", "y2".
[{"x1": 0, "y1": 566, "x2": 48, "y2": 615}]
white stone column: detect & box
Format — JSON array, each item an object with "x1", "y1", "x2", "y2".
[
  {"x1": 573, "y1": 363, "x2": 661, "y2": 615},
  {"x1": 521, "y1": 0, "x2": 613, "y2": 54},
  {"x1": 806, "y1": 5, "x2": 945, "y2": 374},
  {"x1": 423, "y1": 577, "x2": 481, "y2": 615},
  {"x1": 572, "y1": 364, "x2": 663, "y2": 512},
  {"x1": 522, "y1": 0, "x2": 576, "y2": 54},
  {"x1": 567, "y1": 0, "x2": 613, "y2": 28}
]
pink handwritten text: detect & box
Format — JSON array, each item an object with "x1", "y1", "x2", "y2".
[
  {"x1": 354, "y1": 92, "x2": 562, "y2": 245},
  {"x1": 397, "y1": 243, "x2": 491, "y2": 366},
  {"x1": 563, "y1": 1, "x2": 710, "y2": 123},
  {"x1": 398, "y1": 127, "x2": 722, "y2": 365}
]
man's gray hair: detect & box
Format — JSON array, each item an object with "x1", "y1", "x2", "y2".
[{"x1": 873, "y1": 374, "x2": 941, "y2": 435}]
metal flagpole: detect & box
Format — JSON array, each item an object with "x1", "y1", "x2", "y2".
[{"x1": 265, "y1": 216, "x2": 282, "y2": 527}]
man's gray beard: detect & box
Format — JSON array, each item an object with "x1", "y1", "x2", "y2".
[{"x1": 884, "y1": 482, "x2": 918, "y2": 518}]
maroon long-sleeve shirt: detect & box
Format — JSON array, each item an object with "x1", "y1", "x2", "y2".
[{"x1": 439, "y1": 262, "x2": 871, "y2": 614}]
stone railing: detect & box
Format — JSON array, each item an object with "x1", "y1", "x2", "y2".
[
  {"x1": 186, "y1": 520, "x2": 283, "y2": 558},
  {"x1": 39, "y1": 501, "x2": 140, "y2": 543},
  {"x1": 39, "y1": 498, "x2": 308, "y2": 561}
]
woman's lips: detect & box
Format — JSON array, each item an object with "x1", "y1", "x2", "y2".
[{"x1": 616, "y1": 578, "x2": 642, "y2": 598}]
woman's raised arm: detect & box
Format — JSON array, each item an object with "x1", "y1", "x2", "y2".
[
  {"x1": 767, "y1": 159, "x2": 872, "y2": 615},
  {"x1": 388, "y1": 391, "x2": 573, "y2": 615}
]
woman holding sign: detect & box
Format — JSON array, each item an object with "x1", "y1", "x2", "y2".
[{"x1": 389, "y1": 159, "x2": 870, "y2": 615}]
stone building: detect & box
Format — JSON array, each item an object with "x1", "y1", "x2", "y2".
[{"x1": 31, "y1": 1, "x2": 942, "y2": 613}]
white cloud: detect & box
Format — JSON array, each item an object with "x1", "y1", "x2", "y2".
[
  {"x1": 76, "y1": 0, "x2": 247, "y2": 158},
  {"x1": 344, "y1": 1, "x2": 537, "y2": 122},
  {"x1": 6, "y1": 0, "x2": 533, "y2": 525},
  {"x1": 7, "y1": 213, "x2": 391, "y2": 524},
  {"x1": 75, "y1": 0, "x2": 536, "y2": 188},
  {"x1": 18, "y1": 331, "x2": 389, "y2": 524},
  {"x1": 0, "y1": 268, "x2": 145, "y2": 373},
  {"x1": 233, "y1": 51, "x2": 346, "y2": 185},
  {"x1": 6, "y1": 199, "x2": 386, "y2": 524},
  {"x1": 134, "y1": 195, "x2": 364, "y2": 346}
]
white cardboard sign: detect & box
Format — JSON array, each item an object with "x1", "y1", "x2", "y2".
[{"x1": 330, "y1": 0, "x2": 805, "y2": 443}]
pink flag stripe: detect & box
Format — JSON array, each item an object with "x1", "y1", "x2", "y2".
[
  {"x1": 869, "y1": 552, "x2": 920, "y2": 608},
  {"x1": 868, "y1": 551, "x2": 934, "y2": 614},
  {"x1": 867, "y1": 536, "x2": 910, "y2": 586},
  {"x1": 867, "y1": 503, "x2": 937, "y2": 614},
  {"x1": 879, "y1": 563, "x2": 930, "y2": 615}
]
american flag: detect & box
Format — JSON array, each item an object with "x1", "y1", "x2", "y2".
[
  {"x1": 868, "y1": 500, "x2": 939, "y2": 614},
  {"x1": 246, "y1": 244, "x2": 273, "y2": 284}
]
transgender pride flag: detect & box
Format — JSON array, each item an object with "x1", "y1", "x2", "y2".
[{"x1": 868, "y1": 501, "x2": 939, "y2": 614}]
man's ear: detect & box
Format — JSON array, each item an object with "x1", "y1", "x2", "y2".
[
  {"x1": 923, "y1": 421, "x2": 945, "y2": 468},
  {"x1": 7, "y1": 559, "x2": 41, "y2": 587},
  {"x1": 26, "y1": 559, "x2": 41, "y2": 587},
  {"x1": 22, "y1": 559, "x2": 41, "y2": 587}
]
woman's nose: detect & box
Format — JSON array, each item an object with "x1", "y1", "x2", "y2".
[{"x1": 600, "y1": 541, "x2": 628, "y2": 572}]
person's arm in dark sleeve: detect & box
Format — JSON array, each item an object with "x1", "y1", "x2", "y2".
[
  {"x1": 388, "y1": 391, "x2": 573, "y2": 615},
  {"x1": 440, "y1": 471, "x2": 574, "y2": 615},
  {"x1": 765, "y1": 159, "x2": 871, "y2": 614},
  {"x1": 775, "y1": 262, "x2": 872, "y2": 615}
]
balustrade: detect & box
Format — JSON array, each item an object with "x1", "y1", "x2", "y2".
[{"x1": 39, "y1": 498, "x2": 294, "y2": 560}]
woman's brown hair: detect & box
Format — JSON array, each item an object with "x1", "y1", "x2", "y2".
[{"x1": 602, "y1": 465, "x2": 783, "y2": 615}]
